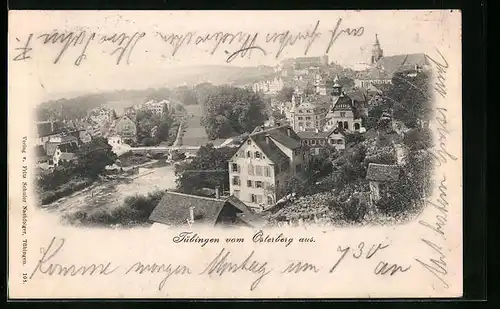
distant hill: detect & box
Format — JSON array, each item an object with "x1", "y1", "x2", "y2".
[{"x1": 36, "y1": 65, "x2": 276, "y2": 121}]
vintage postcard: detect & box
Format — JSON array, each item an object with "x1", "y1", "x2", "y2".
[{"x1": 8, "y1": 10, "x2": 462, "y2": 299}]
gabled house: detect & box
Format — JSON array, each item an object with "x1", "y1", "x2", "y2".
[
  {"x1": 297, "y1": 127, "x2": 346, "y2": 155},
  {"x1": 323, "y1": 75, "x2": 363, "y2": 133},
  {"x1": 366, "y1": 163, "x2": 401, "y2": 205},
  {"x1": 228, "y1": 124, "x2": 309, "y2": 211},
  {"x1": 35, "y1": 120, "x2": 64, "y2": 146},
  {"x1": 110, "y1": 115, "x2": 137, "y2": 144},
  {"x1": 149, "y1": 191, "x2": 263, "y2": 228}
]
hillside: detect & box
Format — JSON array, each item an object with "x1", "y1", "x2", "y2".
[{"x1": 35, "y1": 65, "x2": 276, "y2": 121}]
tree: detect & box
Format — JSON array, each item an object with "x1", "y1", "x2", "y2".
[
  {"x1": 345, "y1": 132, "x2": 366, "y2": 145},
  {"x1": 403, "y1": 128, "x2": 433, "y2": 151},
  {"x1": 276, "y1": 86, "x2": 294, "y2": 102},
  {"x1": 174, "y1": 144, "x2": 234, "y2": 195},
  {"x1": 276, "y1": 175, "x2": 311, "y2": 198},
  {"x1": 201, "y1": 86, "x2": 267, "y2": 139},
  {"x1": 193, "y1": 82, "x2": 217, "y2": 105},
  {"x1": 308, "y1": 154, "x2": 333, "y2": 179},
  {"x1": 386, "y1": 70, "x2": 431, "y2": 128},
  {"x1": 174, "y1": 86, "x2": 198, "y2": 105},
  {"x1": 76, "y1": 137, "x2": 117, "y2": 179}
]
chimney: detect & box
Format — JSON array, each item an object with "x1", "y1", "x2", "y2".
[
  {"x1": 215, "y1": 186, "x2": 220, "y2": 199},
  {"x1": 287, "y1": 127, "x2": 291, "y2": 136},
  {"x1": 189, "y1": 207, "x2": 195, "y2": 222}
]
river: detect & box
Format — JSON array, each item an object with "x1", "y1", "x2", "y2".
[{"x1": 44, "y1": 163, "x2": 177, "y2": 215}]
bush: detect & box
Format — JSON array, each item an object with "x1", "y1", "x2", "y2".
[
  {"x1": 345, "y1": 132, "x2": 366, "y2": 145},
  {"x1": 143, "y1": 137, "x2": 160, "y2": 146},
  {"x1": 63, "y1": 190, "x2": 164, "y2": 227}
]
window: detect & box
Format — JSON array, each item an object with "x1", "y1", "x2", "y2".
[
  {"x1": 354, "y1": 123, "x2": 360, "y2": 130},
  {"x1": 298, "y1": 116, "x2": 303, "y2": 120},
  {"x1": 340, "y1": 112, "x2": 346, "y2": 117},
  {"x1": 256, "y1": 166, "x2": 263, "y2": 176},
  {"x1": 315, "y1": 116, "x2": 319, "y2": 119},
  {"x1": 337, "y1": 139, "x2": 343, "y2": 144},
  {"x1": 248, "y1": 164, "x2": 254, "y2": 175},
  {"x1": 320, "y1": 140, "x2": 325, "y2": 145},
  {"x1": 330, "y1": 139, "x2": 335, "y2": 144},
  {"x1": 267, "y1": 196, "x2": 274, "y2": 205},
  {"x1": 247, "y1": 180, "x2": 253, "y2": 187},
  {"x1": 306, "y1": 116, "x2": 311, "y2": 120},
  {"x1": 311, "y1": 140, "x2": 316, "y2": 145},
  {"x1": 276, "y1": 180, "x2": 280, "y2": 187},
  {"x1": 295, "y1": 164, "x2": 302, "y2": 173},
  {"x1": 232, "y1": 176, "x2": 240, "y2": 186},
  {"x1": 233, "y1": 190, "x2": 240, "y2": 198},
  {"x1": 251, "y1": 194, "x2": 263, "y2": 204},
  {"x1": 298, "y1": 110, "x2": 303, "y2": 113},
  {"x1": 255, "y1": 181, "x2": 263, "y2": 188},
  {"x1": 337, "y1": 121, "x2": 342, "y2": 129},
  {"x1": 247, "y1": 151, "x2": 252, "y2": 158},
  {"x1": 231, "y1": 163, "x2": 239, "y2": 172},
  {"x1": 344, "y1": 121, "x2": 349, "y2": 130},
  {"x1": 255, "y1": 151, "x2": 261, "y2": 159},
  {"x1": 315, "y1": 121, "x2": 319, "y2": 126},
  {"x1": 307, "y1": 110, "x2": 311, "y2": 113},
  {"x1": 264, "y1": 166, "x2": 271, "y2": 177},
  {"x1": 247, "y1": 139, "x2": 251, "y2": 145}
]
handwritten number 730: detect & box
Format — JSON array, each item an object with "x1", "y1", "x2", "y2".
[{"x1": 329, "y1": 242, "x2": 390, "y2": 273}]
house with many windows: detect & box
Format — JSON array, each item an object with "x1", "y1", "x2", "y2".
[
  {"x1": 297, "y1": 127, "x2": 346, "y2": 155},
  {"x1": 228, "y1": 125, "x2": 309, "y2": 211},
  {"x1": 323, "y1": 75, "x2": 363, "y2": 133}
]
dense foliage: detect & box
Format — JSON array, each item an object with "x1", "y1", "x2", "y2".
[
  {"x1": 63, "y1": 190, "x2": 164, "y2": 227},
  {"x1": 174, "y1": 144, "x2": 235, "y2": 195},
  {"x1": 200, "y1": 86, "x2": 267, "y2": 139}
]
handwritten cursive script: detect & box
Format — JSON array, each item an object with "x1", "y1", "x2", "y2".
[
  {"x1": 199, "y1": 248, "x2": 273, "y2": 291},
  {"x1": 30, "y1": 237, "x2": 119, "y2": 279},
  {"x1": 415, "y1": 174, "x2": 450, "y2": 289}
]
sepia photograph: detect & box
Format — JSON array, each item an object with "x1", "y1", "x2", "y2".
[{"x1": 8, "y1": 10, "x2": 462, "y2": 299}]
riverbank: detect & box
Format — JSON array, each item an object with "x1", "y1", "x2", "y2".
[
  {"x1": 38, "y1": 157, "x2": 164, "y2": 206},
  {"x1": 42, "y1": 161, "x2": 177, "y2": 216}
]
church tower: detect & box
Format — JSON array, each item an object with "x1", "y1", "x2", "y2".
[
  {"x1": 371, "y1": 34, "x2": 384, "y2": 65},
  {"x1": 331, "y1": 74, "x2": 342, "y2": 96}
]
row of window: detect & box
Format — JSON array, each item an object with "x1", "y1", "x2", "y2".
[
  {"x1": 297, "y1": 121, "x2": 320, "y2": 128},
  {"x1": 297, "y1": 108, "x2": 327, "y2": 114},
  {"x1": 231, "y1": 164, "x2": 272, "y2": 177},
  {"x1": 232, "y1": 177, "x2": 272, "y2": 189},
  {"x1": 236, "y1": 149, "x2": 267, "y2": 160},
  {"x1": 232, "y1": 191, "x2": 274, "y2": 206},
  {"x1": 302, "y1": 139, "x2": 344, "y2": 145},
  {"x1": 297, "y1": 116, "x2": 320, "y2": 121}
]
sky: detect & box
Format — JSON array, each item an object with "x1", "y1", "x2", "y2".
[{"x1": 8, "y1": 10, "x2": 461, "y2": 102}]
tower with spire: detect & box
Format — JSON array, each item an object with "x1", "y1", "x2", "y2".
[
  {"x1": 331, "y1": 74, "x2": 342, "y2": 97},
  {"x1": 371, "y1": 34, "x2": 384, "y2": 65}
]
